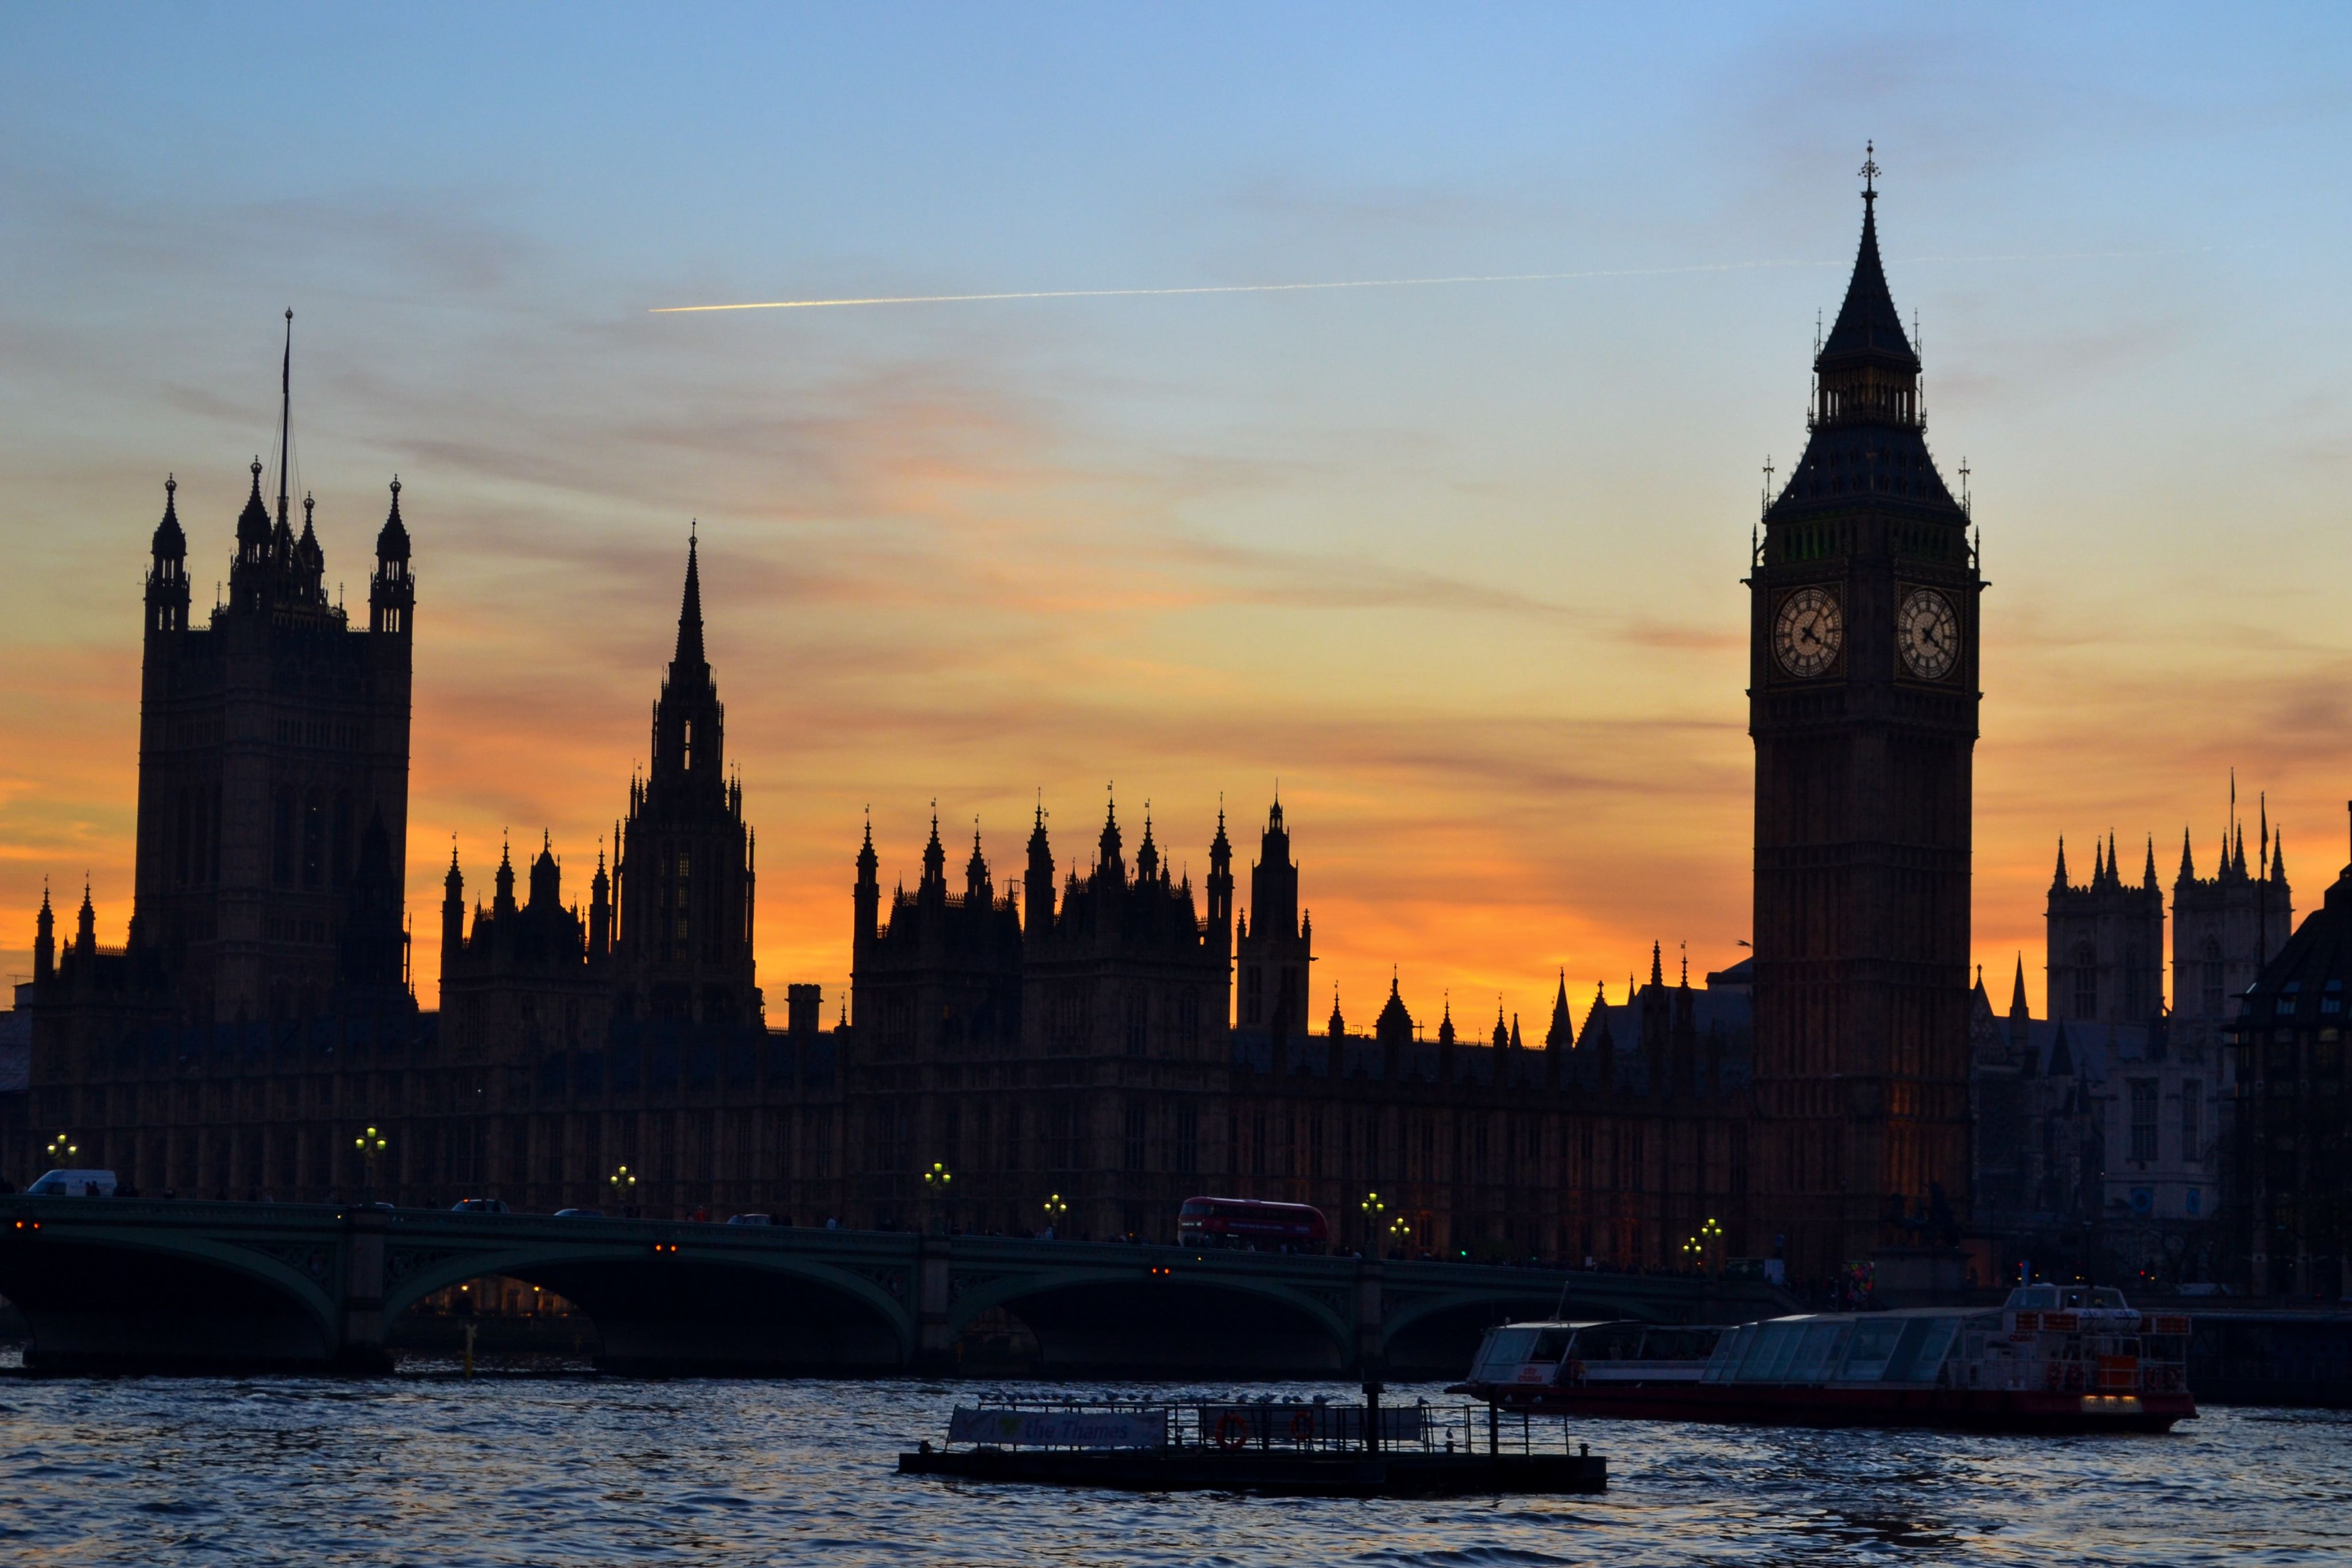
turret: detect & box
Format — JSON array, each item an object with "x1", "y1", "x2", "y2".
[
  {"x1": 33, "y1": 884, "x2": 54, "y2": 983},
  {"x1": 296, "y1": 493, "x2": 324, "y2": 602},
  {"x1": 1023, "y1": 803, "x2": 1054, "y2": 938},
  {"x1": 920, "y1": 809, "x2": 947, "y2": 897},
  {"x1": 853, "y1": 815, "x2": 881, "y2": 965},
  {"x1": 965, "y1": 825, "x2": 991, "y2": 904},
  {"x1": 1586, "y1": 982, "x2": 1615, "y2": 1093},
  {"x1": 1326, "y1": 985, "x2": 1344, "y2": 1040},
  {"x1": 371, "y1": 477, "x2": 413, "y2": 637},
  {"x1": 146, "y1": 476, "x2": 189, "y2": 637},
  {"x1": 1135, "y1": 808, "x2": 1159, "y2": 884},
  {"x1": 494, "y1": 837, "x2": 517, "y2": 917},
  {"x1": 1670, "y1": 949, "x2": 1698, "y2": 1098},
  {"x1": 1205, "y1": 806, "x2": 1233, "y2": 959},
  {"x1": 75, "y1": 881, "x2": 96, "y2": 956},
  {"x1": 1097, "y1": 795, "x2": 1124, "y2": 881},
  {"x1": 440, "y1": 846, "x2": 465, "y2": 981},
  {"x1": 529, "y1": 831, "x2": 560, "y2": 909},
  {"x1": 588, "y1": 849, "x2": 612, "y2": 959},
  {"x1": 1375, "y1": 975, "x2": 1414, "y2": 1082},
  {"x1": 1639, "y1": 940, "x2": 1670, "y2": 1092}
]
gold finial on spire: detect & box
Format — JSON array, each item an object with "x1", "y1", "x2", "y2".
[{"x1": 1859, "y1": 140, "x2": 1880, "y2": 199}]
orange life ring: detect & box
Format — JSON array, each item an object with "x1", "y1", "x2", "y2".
[
  {"x1": 1290, "y1": 1410, "x2": 1316, "y2": 1443},
  {"x1": 1216, "y1": 1413, "x2": 1250, "y2": 1451}
]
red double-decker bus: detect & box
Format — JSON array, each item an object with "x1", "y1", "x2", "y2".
[{"x1": 1177, "y1": 1197, "x2": 1329, "y2": 1252}]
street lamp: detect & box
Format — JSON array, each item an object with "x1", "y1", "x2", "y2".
[
  {"x1": 1699, "y1": 1215, "x2": 1725, "y2": 1272},
  {"x1": 1360, "y1": 1190, "x2": 1384, "y2": 1249},
  {"x1": 353, "y1": 1125, "x2": 389, "y2": 1202},
  {"x1": 1042, "y1": 1192, "x2": 1068, "y2": 1238},
  {"x1": 923, "y1": 1162, "x2": 953, "y2": 1234},
  {"x1": 609, "y1": 1164, "x2": 637, "y2": 1216},
  {"x1": 45, "y1": 1132, "x2": 77, "y2": 1165},
  {"x1": 1386, "y1": 1215, "x2": 1412, "y2": 1256}
]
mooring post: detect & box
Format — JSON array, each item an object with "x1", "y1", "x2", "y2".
[{"x1": 1363, "y1": 1380, "x2": 1383, "y2": 1456}]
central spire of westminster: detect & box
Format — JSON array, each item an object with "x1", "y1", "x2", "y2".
[{"x1": 674, "y1": 526, "x2": 707, "y2": 672}]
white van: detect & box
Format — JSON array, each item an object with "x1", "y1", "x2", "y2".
[{"x1": 27, "y1": 1168, "x2": 117, "y2": 1197}]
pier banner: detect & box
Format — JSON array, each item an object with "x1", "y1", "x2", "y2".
[{"x1": 947, "y1": 1408, "x2": 1168, "y2": 1449}]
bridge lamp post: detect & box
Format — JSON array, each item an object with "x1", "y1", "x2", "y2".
[
  {"x1": 1042, "y1": 1192, "x2": 1068, "y2": 1240},
  {"x1": 1386, "y1": 1215, "x2": 1411, "y2": 1259},
  {"x1": 609, "y1": 1165, "x2": 637, "y2": 1217},
  {"x1": 1699, "y1": 1216, "x2": 1725, "y2": 1275},
  {"x1": 45, "y1": 1132, "x2": 78, "y2": 1166},
  {"x1": 922, "y1": 1162, "x2": 953, "y2": 1235},
  {"x1": 353, "y1": 1125, "x2": 389, "y2": 1203},
  {"x1": 1360, "y1": 1191, "x2": 1384, "y2": 1251}
]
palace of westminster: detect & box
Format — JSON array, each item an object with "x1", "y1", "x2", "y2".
[{"x1": 8, "y1": 171, "x2": 2341, "y2": 1295}]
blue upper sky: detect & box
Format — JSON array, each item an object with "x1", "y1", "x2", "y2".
[{"x1": 3, "y1": 3, "x2": 2349, "y2": 1011}]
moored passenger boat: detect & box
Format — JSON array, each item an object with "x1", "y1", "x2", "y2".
[{"x1": 1449, "y1": 1285, "x2": 2194, "y2": 1434}]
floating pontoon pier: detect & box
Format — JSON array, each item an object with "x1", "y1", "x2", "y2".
[{"x1": 897, "y1": 1384, "x2": 1607, "y2": 1497}]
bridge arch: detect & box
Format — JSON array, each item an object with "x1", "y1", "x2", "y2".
[
  {"x1": 384, "y1": 1242, "x2": 915, "y2": 1373},
  {"x1": 0, "y1": 1222, "x2": 341, "y2": 1371},
  {"x1": 1378, "y1": 1281, "x2": 1572, "y2": 1379},
  {"x1": 950, "y1": 1264, "x2": 1353, "y2": 1377}
]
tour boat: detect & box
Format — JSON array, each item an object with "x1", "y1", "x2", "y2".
[{"x1": 1449, "y1": 1284, "x2": 2195, "y2": 1434}]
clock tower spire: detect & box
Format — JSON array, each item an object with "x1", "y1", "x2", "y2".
[{"x1": 1746, "y1": 149, "x2": 1982, "y2": 1281}]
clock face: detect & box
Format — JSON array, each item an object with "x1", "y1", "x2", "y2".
[
  {"x1": 1897, "y1": 587, "x2": 1960, "y2": 680},
  {"x1": 1773, "y1": 586, "x2": 1843, "y2": 678}
]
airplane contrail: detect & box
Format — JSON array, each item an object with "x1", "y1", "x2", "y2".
[
  {"x1": 648, "y1": 260, "x2": 1824, "y2": 313},
  {"x1": 648, "y1": 248, "x2": 2197, "y2": 315}
]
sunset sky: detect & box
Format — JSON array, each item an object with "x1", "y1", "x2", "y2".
[{"x1": 3, "y1": 5, "x2": 2349, "y2": 1028}]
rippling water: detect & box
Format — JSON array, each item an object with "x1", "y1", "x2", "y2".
[{"x1": 0, "y1": 1354, "x2": 2343, "y2": 1566}]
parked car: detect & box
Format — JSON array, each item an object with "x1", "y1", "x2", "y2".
[
  {"x1": 725, "y1": 1212, "x2": 774, "y2": 1226},
  {"x1": 28, "y1": 1168, "x2": 118, "y2": 1197},
  {"x1": 553, "y1": 1207, "x2": 604, "y2": 1219},
  {"x1": 450, "y1": 1197, "x2": 510, "y2": 1214}
]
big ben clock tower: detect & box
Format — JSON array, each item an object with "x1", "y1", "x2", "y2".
[{"x1": 1748, "y1": 149, "x2": 1980, "y2": 1281}]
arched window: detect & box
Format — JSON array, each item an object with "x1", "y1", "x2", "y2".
[
  {"x1": 1125, "y1": 989, "x2": 1149, "y2": 1056},
  {"x1": 2072, "y1": 943, "x2": 2099, "y2": 1021},
  {"x1": 2201, "y1": 938, "x2": 2225, "y2": 1017}
]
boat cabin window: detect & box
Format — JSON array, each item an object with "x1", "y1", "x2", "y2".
[
  {"x1": 1702, "y1": 1326, "x2": 1754, "y2": 1381},
  {"x1": 1568, "y1": 1323, "x2": 1649, "y2": 1362},
  {"x1": 1472, "y1": 1329, "x2": 1539, "y2": 1381},
  {"x1": 1734, "y1": 1320, "x2": 1809, "y2": 1381},
  {"x1": 1529, "y1": 1329, "x2": 1573, "y2": 1364},
  {"x1": 2003, "y1": 1286, "x2": 2059, "y2": 1310},
  {"x1": 1638, "y1": 1327, "x2": 1723, "y2": 1362},
  {"x1": 1784, "y1": 1322, "x2": 1850, "y2": 1384},
  {"x1": 1882, "y1": 1318, "x2": 1962, "y2": 1384},
  {"x1": 1839, "y1": 1318, "x2": 1906, "y2": 1381}
]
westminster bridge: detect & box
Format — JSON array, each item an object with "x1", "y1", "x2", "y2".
[{"x1": 0, "y1": 1197, "x2": 1798, "y2": 1376}]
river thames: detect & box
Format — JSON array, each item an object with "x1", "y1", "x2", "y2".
[{"x1": 1, "y1": 1361, "x2": 2344, "y2": 1566}]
